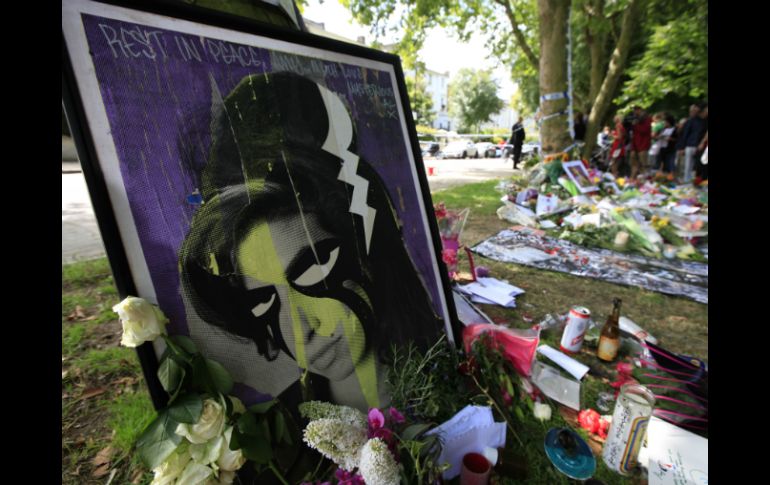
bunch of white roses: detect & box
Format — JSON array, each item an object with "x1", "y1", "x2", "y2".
[
  {"x1": 151, "y1": 398, "x2": 247, "y2": 485},
  {"x1": 113, "y1": 297, "x2": 248, "y2": 484}
]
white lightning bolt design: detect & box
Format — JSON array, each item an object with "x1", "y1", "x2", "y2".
[{"x1": 317, "y1": 84, "x2": 377, "y2": 253}]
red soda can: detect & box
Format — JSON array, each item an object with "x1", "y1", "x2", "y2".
[{"x1": 560, "y1": 306, "x2": 591, "y2": 354}]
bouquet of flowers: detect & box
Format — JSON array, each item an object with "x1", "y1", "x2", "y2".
[
  {"x1": 113, "y1": 297, "x2": 299, "y2": 485},
  {"x1": 434, "y1": 203, "x2": 470, "y2": 279},
  {"x1": 300, "y1": 402, "x2": 446, "y2": 485}
]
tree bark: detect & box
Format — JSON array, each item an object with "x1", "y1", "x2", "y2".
[
  {"x1": 494, "y1": 0, "x2": 540, "y2": 69},
  {"x1": 583, "y1": 0, "x2": 643, "y2": 159},
  {"x1": 537, "y1": 0, "x2": 572, "y2": 154},
  {"x1": 587, "y1": 0, "x2": 607, "y2": 108}
]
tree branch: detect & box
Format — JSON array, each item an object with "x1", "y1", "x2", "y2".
[{"x1": 493, "y1": 0, "x2": 540, "y2": 69}]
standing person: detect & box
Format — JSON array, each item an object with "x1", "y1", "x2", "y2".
[
  {"x1": 695, "y1": 104, "x2": 708, "y2": 180},
  {"x1": 676, "y1": 104, "x2": 705, "y2": 183},
  {"x1": 609, "y1": 115, "x2": 627, "y2": 178},
  {"x1": 648, "y1": 112, "x2": 665, "y2": 171},
  {"x1": 629, "y1": 105, "x2": 652, "y2": 179},
  {"x1": 659, "y1": 114, "x2": 678, "y2": 174},
  {"x1": 573, "y1": 112, "x2": 587, "y2": 144},
  {"x1": 509, "y1": 116, "x2": 526, "y2": 169}
]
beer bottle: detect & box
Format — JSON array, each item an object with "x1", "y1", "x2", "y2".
[{"x1": 597, "y1": 298, "x2": 622, "y2": 362}]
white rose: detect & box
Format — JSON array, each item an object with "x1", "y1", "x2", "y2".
[
  {"x1": 177, "y1": 399, "x2": 226, "y2": 444},
  {"x1": 208, "y1": 470, "x2": 236, "y2": 484},
  {"x1": 533, "y1": 402, "x2": 552, "y2": 421},
  {"x1": 113, "y1": 296, "x2": 168, "y2": 347},
  {"x1": 190, "y1": 433, "x2": 225, "y2": 465},
  {"x1": 151, "y1": 443, "x2": 191, "y2": 485},
  {"x1": 177, "y1": 462, "x2": 215, "y2": 485},
  {"x1": 217, "y1": 426, "x2": 246, "y2": 472}
]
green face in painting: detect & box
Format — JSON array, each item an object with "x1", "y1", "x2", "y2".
[{"x1": 236, "y1": 212, "x2": 368, "y2": 383}]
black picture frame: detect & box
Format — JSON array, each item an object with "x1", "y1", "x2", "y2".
[{"x1": 62, "y1": 0, "x2": 462, "y2": 412}]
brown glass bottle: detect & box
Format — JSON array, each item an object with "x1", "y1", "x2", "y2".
[{"x1": 597, "y1": 298, "x2": 622, "y2": 362}]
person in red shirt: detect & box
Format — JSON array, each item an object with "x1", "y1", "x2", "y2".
[
  {"x1": 609, "y1": 115, "x2": 626, "y2": 178},
  {"x1": 630, "y1": 105, "x2": 652, "y2": 179}
]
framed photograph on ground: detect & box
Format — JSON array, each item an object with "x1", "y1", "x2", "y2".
[
  {"x1": 562, "y1": 160, "x2": 599, "y2": 194},
  {"x1": 62, "y1": 0, "x2": 459, "y2": 414}
]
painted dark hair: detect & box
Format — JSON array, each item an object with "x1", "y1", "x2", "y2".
[{"x1": 179, "y1": 71, "x2": 443, "y2": 365}]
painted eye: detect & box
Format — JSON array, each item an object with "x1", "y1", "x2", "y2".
[
  {"x1": 251, "y1": 293, "x2": 276, "y2": 317},
  {"x1": 293, "y1": 247, "x2": 340, "y2": 287}
]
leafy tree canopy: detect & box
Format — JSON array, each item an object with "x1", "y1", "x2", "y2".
[{"x1": 449, "y1": 68, "x2": 505, "y2": 133}]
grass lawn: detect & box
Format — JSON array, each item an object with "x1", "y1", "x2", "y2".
[
  {"x1": 61, "y1": 178, "x2": 706, "y2": 484},
  {"x1": 62, "y1": 258, "x2": 154, "y2": 484}
]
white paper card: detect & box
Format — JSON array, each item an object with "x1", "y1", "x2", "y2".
[
  {"x1": 537, "y1": 345, "x2": 590, "y2": 380},
  {"x1": 427, "y1": 405, "x2": 507, "y2": 480},
  {"x1": 643, "y1": 417, "x2": 708, "y2": 485},
  {"x1": 530, "y1": 360, "x2": 581, "y2": 410},
  {"x1": 536, "y1": 194, "x2": 560, "y2": 216}
]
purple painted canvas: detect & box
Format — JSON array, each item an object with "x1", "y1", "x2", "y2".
[{"x1": 79, "y1": 13, "x2": 450, "y2": 411}]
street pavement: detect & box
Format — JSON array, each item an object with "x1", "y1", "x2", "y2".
[{"x1": 61, "y1": 137, "x2": 517, "y2": 263}]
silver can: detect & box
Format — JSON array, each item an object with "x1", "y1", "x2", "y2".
[
  {"x1": 602, "y1": 383, "x2": 656, "y2": 475},
  {"x1": 560, "y1": 306, "x2": 590, "y2": 354}
]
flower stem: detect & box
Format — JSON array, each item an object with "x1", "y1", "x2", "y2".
[
  {"x1": 268, "y1": 461, "x2": 289, "y2": 485},
  {"x1": 471, "y1": 374, "x2": 523, "y2": 447}
]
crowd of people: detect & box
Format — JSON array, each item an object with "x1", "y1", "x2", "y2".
[{"x1": 593, "y1": 102, "x2": 708, "y2": 183}]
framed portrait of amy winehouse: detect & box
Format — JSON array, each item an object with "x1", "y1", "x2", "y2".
[{"x1": 62, "y1": 0, "x2": 461, "y2": 415}]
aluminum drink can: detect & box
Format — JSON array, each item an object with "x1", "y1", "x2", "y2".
[
  {"x1": 602, "y1": 384, "x2": 656, "y2": 475},
  {"x1": 560, "y1": 306, "x2": 590, "y2": 353}
]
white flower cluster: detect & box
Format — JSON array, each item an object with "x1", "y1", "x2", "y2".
[
  {"x1": 299, "y1": 400, "x2": 367, "y2": 428},
  {"x1": 358, "y1": 438, "x2": 400, "y2": 485},
  {"x1": 533, "y1": 401, "x2": 552, "y2": 422},
  {"x1": 301, "y1": 403, "x2": 401, "y2": 485},
  {"x1": 152, "y1": 398, "x2": 246, "y2": 485},
  {"x1": 303, "y1": 418, "x2": 368, "y2": 472},
  {"x1": 113, "y1": 296, "x2": 168, "y2": 347}
]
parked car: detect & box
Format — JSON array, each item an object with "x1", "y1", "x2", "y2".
[
  {"x1": 438, "y1": 140, "x2": 479, "y2": 159},
  {"x1": 420, "y1": 141, "x2": 440, "y2": 157},
  {"x1": 474, "y1": 142, "x2": 496, "y2": 158}
]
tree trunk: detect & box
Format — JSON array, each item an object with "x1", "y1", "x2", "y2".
[
  {"x1": 587, "y1": 0, "x2": 607, "y2": 107},
  {"x1": 537, "y1": 0, "x2": 572, "y2": 155},
  {"x1": 583, "y1": 0, "x2": 643, "y2": 159}
]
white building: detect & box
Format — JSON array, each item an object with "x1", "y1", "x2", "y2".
[{"x1": 481, "y1": 104, "x2": 517, "y2": 131}]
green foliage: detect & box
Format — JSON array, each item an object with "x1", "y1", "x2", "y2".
[
  {"x1": 405, "y1": 75, "x2": 435, "y2": 126},
  {"x1": 615, "y1": 0, "x2": 708, "y2": 108},
  {"x1": 387, "y1": 335, "x2": 473, "y2": 424},
  {"x1": 449, "y1": 68, "x2": 505, "y2": 132}
]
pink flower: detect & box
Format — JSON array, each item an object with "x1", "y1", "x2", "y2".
[
  {"x1": 616, "y1": 362, "x2": 633, "y2": 375},
  {"x1": 368, "y1": 408, "x2": 385, "y2": 431},
  {"x1": 373, "y1": 427, "x2": 393, "y2": 443},
  {"x1": 442, "y1": 249, "x2": 458, "y2": 266},
  {"x1": 501, "y1": 389, "x2": 513, "y2": 407},
  {"x1": 335, "y1": 469, "x2": 364, "y2": 485},
  {"x1": 388, "y1": 407, "x2": 405, "y2": 424}
]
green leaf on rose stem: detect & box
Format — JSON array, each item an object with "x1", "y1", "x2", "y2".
[
  {"x1": 167, "y1": 393, "x2": 203, "y2": 424},
  {"x1": 136, "y1": 410, "x2": 182, "y2": 469},
  {"x1": 237, "y1": 412, "x2": 260, "y2": 436},
  {"x1": 505, "y1": 376, "x2": 515, "y2": 399},
  {"x1": 514, "y1": 406, "x2": 525, "y2": 421},
  {"x1": 237, "y1": 428, "x2": 273, "y2": 464},
  {"x1": 402, "y1": 423, "x2": 432, "y2": 441},
  {"x1": 259, "y1": 416, "x2": 272, "y2": 443},
  {"x1": 190, "y1": 354, "x2": 217, "y2": 396},
  {"x1": 171, "y1": 335, "x2": 199, "y2": 354},
  {"x1": 274, "y1": 411, "x2": 286, "y2": 445},
  {"x1": 205, "y1": 358, "x2": 234, "y2": 394},
  {"x1": 158, "y1": 356, "x2": 185, "y2": 395},
  {"x1": 248, "y1": 399, "x2": 277, "y2": 414}
]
